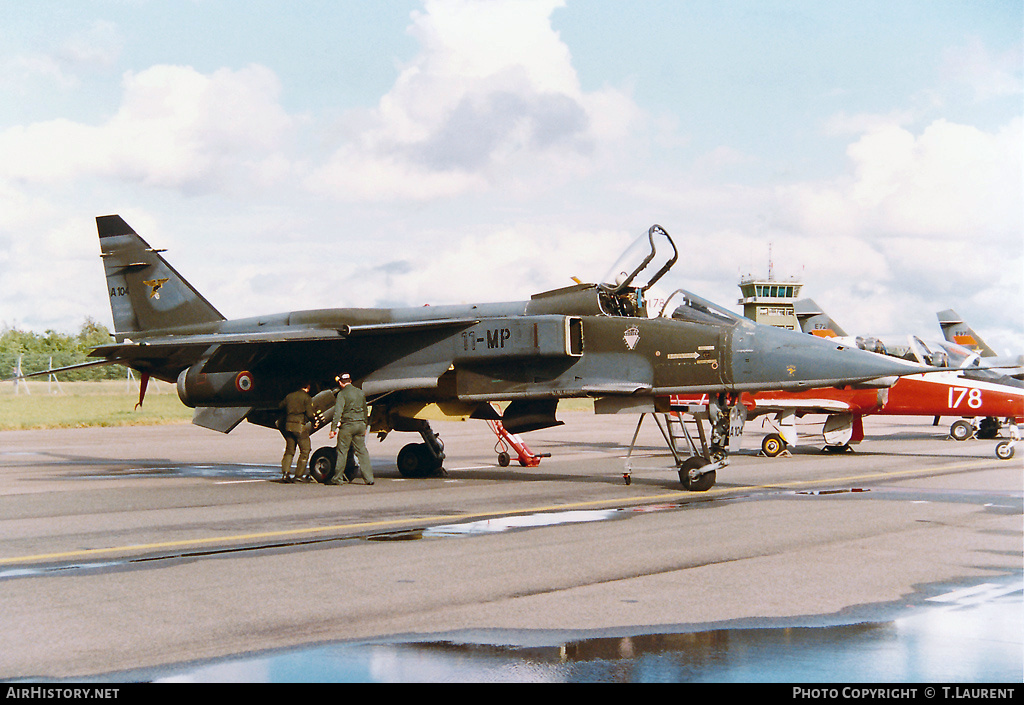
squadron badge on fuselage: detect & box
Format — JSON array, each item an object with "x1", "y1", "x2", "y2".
[{"x1": 623, "y1": 326, "x2": 640, "y2": 350}]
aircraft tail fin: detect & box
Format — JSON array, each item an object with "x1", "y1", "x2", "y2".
[
  {"x1": 793, "y1": 298, "x2": 848, "y2": 338},
  {"x1": 97, "y1": 215, "x2": 225, "y2": 341},
  {"x1": 936, "y1": 309, "x2": 997, "y2": 357}
]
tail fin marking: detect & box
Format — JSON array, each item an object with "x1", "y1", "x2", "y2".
[
  {"x1": 793, "y1": 298, "x2": 849, "y2": 338},
  {"x1": 936, "y1": 309, "x2": 997, "y2": 357},
  {"x1": 97, "y1": 215, "x2": 225, "y2": 340}
]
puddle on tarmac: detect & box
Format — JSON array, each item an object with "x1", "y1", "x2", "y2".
[
  {"x1": 423, "y1": 509, "x2": 622, "y2": 537},
  {"x1": 121, "y1": 577, "x2": 1020, "y2": 683},
  {"x1": 76, "y1": 464, "x2": 279, "y2": 481},
  {"x1": 366, "y1": 507, "x2": 656, "y2": 542}
]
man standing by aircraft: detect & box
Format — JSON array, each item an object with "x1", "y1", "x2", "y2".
[
  {"x1": 279, "y1": 382, "x2": 316, "y2": 483},
  {"x1": 329, "y1": 374, "x2": 374, "y2": 485}
]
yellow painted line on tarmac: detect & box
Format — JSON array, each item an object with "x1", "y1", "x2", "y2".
[
  {"x1": 0, "y1": 458, "x2": 997, "y2": 567},
  {"x1": 725, "y1": 458, "x2": 998, "y2": 494}
]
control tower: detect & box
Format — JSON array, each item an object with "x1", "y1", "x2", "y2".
[{"x1": 737, "y1": 248, "x2": 803, "y2": 329}]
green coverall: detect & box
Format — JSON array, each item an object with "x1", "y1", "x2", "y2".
[
  {"x1": 330, "y1": 383, "x2": 373, "y2": 484},
  {"x1": 279, "y1": 387, "x2": 315, "y2": 481}
]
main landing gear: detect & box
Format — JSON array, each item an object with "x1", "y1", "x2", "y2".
[
  {"x1": 949, "y1": 417, "x2": 1019, "y2": 461},
  {"x1": 950, "y1": 417, "x2": 1005, "y2": 442},
  {"x1": 394, "y1": 418, "x2": 446, "y2": 478},
  {"x1": 758, "y1": 412, "x2": 860, "y2": 456},
  {"x1": 760, "y1": 433, "x2": 787, "y2": 458},
  {"x1": 308, "y1": 409, "x2": 448, "y2": 481},
  {"x1": 310, "y1": 445, "x2": 359, "y2": 484}
]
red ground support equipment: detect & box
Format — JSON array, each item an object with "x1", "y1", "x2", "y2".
[{"x1": 487, "y1": 419, "x2": 550, "y2": 467}]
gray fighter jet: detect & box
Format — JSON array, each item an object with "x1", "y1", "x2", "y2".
[{"x1": 41, "y1": 216, "x2": 933, "y2": 490}]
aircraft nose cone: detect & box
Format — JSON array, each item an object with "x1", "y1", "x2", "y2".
[{"x1": 729, "y1": 322, "x2": 921, "y2": 391}]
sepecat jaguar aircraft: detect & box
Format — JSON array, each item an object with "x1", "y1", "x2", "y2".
[{"x1": 26, "y1": 217, "x2": 936, "y2": 490}]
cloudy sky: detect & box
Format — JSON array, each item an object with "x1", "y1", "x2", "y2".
[{"x1": 1, "y1": 0, "x2": 1021, "y2": 354}]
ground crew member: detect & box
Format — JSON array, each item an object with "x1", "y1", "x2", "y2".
[
  {"x1": 278, "y1": 382, "x2": 316, "y2": 483},
  {"x1": 328, "y1": 373, "x2": 373, "y2": 485}
]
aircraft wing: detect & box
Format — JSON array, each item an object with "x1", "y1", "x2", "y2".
[
  {"x1": 91, "y1": 317, "x2": 480, "y2": 353},
  {"x1": 86, "y1": 317, "x2": 481, "y2": 392},
  {"x1": 6, "y1": 357, "x2": 125, "y2": 381}
]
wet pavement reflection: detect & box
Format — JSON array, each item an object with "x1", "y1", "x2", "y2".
[{"x1": 144, "y1": 578, "x2": 1021, "y2": 683}]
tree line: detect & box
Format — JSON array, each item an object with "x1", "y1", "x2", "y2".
[{"x1": 2, "y1": 319, "x2": 125, "y2": 381}]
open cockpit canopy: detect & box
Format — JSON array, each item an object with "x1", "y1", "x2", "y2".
[
  {"x1": 659, "y1": 288, "x2": 743, "y2": 326},
  {"x1": 595, "y1": 225, "x2": 679, "y2": 317},
  {"x1": 600, "y1": 224, "x2": 678, "y2": 295}
]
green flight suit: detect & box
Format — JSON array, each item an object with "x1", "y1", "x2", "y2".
[
  {"x1": 330, "y1": 383, "x2": 373, "y2": 484},
  {"x1": 279, "y1": 388, "x2": 315, "y2": 481}
]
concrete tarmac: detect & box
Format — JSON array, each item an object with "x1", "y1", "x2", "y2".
[{"x1": 0, "y1": 412, "x2": 1020, "y2": 680}]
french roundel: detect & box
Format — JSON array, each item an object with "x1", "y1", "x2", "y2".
[{"x1": 235, "y1": 371, "x2": 254, "y2": 393}]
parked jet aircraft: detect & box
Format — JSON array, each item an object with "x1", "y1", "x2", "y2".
[
  {"x1": 933, "y1": 308, "x2": 1024, "y2": 441},
  {"x1": 21, "y1": 217, "x2": 939, "y2": 490},
  {"x1": 795, "y1": 298, "x2": 911, "y2": 358},
  {"x1": 937, "y1": 309, "x2": 1023, "y2": 381},
  {"x1": 680, "y1": 303, "x2": 1023, "y2": 460}
]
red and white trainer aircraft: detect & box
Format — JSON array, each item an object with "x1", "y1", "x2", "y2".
[{"x1": 671, "y1": 306, "x2": 1023, "y2": 461}]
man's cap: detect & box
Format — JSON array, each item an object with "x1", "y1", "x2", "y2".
[{"x1": 336, "y1": 373, "x2": 351, "y2": 382}]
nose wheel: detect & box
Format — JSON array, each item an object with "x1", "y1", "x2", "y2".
[
  {"x1": 679, "y1": 456, "x2": 716, "y2": 492},
  {"x1": 995, "y1": 424, "x2": 1020, "y2": 460}
]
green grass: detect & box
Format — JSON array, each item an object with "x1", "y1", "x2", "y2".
[
  {"x1": 0, "y1": 380, "x2": 192, "y2": 430},
  {"x1": 0, "y1": 380, "x2": 596, "y2": 431}
]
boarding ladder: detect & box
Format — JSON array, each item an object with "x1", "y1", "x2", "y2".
[{"x1": 622, "y1": 409, "x2": 706, "y2": 484}]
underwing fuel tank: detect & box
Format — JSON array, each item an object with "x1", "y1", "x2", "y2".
[{"x1": 177, "y1": 365, "x2": 280, "y2": 407}]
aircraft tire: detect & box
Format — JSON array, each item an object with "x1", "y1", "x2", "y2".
[
  {"x1": 761, "y1": 433, "x2": 786, "y2": 458},
  {"x1": 397, "y1": 443, "x2": 439, "y2": 478},
  {"x1": 823, "y1": 444, "x2": 852, "y2": 454},
  {"x1": 995, "y1": 441, "x2": 1014, "y2": 461},
  {"x1": 977, "y1": 417, "x2": 1000, "y2": 439},
  {"x1": 950, "y1": 420, "x2": 974, "y2": 442},
  {"x1": 310, "y1": 446, "x2": 336, "y2": 484},
  {"x1": 679, "y1": 456, "x2": 715, "y2": 491}
]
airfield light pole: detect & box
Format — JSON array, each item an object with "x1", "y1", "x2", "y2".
[
  {"x1": 14, "y1": 355, "x2": 29, "y2": 395},
  {"x1": 47, "y1": 356, "x2": 64, "y2": 395}
]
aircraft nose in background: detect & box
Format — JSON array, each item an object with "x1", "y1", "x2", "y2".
[{"x1": 730, "y1": 322, "x2": 922, "y2": 391}]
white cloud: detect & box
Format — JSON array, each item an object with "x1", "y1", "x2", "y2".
[
  {"x1": 767, "y1": 116, "x2": 1023, "y2": 345},
  {"x1": 0, "y1": 64, "x2": 295, "y2": 194},
  {"x1": 58, "y1": 20, "x2": 124, "y2": 70},
  {"x1": 823, "y1": 109, "x2": 917, "y2": 136},
  {"x1": 307, "y1": 0, "x2": 640, "y2": 201},
  {"x1": 0, "y1": 53, "x2": 79, "y2": 90},
  {"x1": 775, "y1": 117, "x2": 1022, "y2": 242},
  {"x1": 846, "y1": 118, "x2": 1022, "y2": 239},
  {"x1": 619, "y1": 115, "x2": 1022, "y2": 350},
  {"x1": 940, "y1": 36, "x2": 1024, "y2": 102},
  {"x1": 0, "y1": 21, "x2": 123, "y2": 92},
  {"x1": 352, "y1": 223, "x2": 628, "y2": 307}
]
